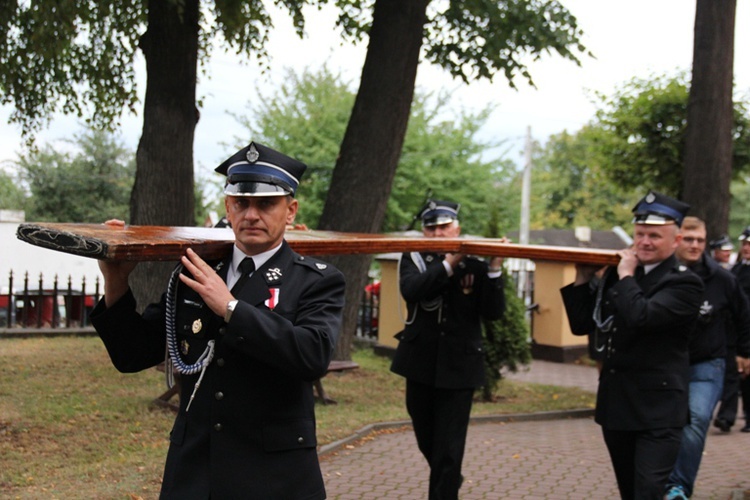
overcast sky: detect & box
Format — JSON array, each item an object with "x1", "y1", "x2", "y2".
[{"x1": 1, "y1": 0, "x2": 748, "y2": 181}]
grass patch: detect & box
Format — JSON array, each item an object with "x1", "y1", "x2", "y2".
[{"x1": 0, "y1": 336, "x2": 595, "y2": 499}]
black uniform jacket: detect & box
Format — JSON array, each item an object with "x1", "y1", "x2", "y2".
[
  {"x1": 731, "y1": 261, "x2": 750, "y2": 351},
  {"x1": 688, "y1": 254, "x2": 750, "y2": 362},
  {"x1": 390, "y1": 252, "x2": 505, "y2": 389},
  {"x1": 91, "y1": 241, "x2": 345, "y2": 500},
  {"x1": 560, "y1": 255, "x2": 703, "y2": 431}
]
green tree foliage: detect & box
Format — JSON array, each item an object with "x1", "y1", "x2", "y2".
[
  {"x1": 531, "y1": 128, "x2": 635, "y2": 230},
  {"x1": 230, "y1": 66, "x2": 355, "y2": 227},
  {"x1": 334, "y1": 0, "x2": 588, "y2": 87},
  {"x1": 590, "y1": 73, "x2": 750, "y2": 197},
  {"x1": 0, "y1": 168, "x2": 26, "y2": 210},
  {"x1": 0, "y1": 0, "x2": 312, "y2": 140},
  {"x1": 730, "y1": 177, "x2": 750, "y2": 237},
  {"x1": 231, "y1": 66, "x2": 518, "y2": 235},
  {"x1": 16, "y1": 129, "x2": 135, "y2": 222},
  {"x1": 480, "y1": 276, "x2": 531, "y2": 402}
]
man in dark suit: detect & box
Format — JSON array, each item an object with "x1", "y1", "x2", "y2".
[
  {"x1": 390, "y1": 199, "x2": 506, "y2": 500},
  {"x1": 664, "y1": 217, "x2": 750, "y2": 500},
  {"x1": 91, "y1": 142, "x2": 345, "y2": 499},
  {"x1": 560, "y1": 191, "x2": 703, "y2": 499},
  {"x1": 715, "y1": 225, "x2": 750, "y2": 434}
]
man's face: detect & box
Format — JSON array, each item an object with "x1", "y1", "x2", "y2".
[
  {"x1": 676, "y1": 226, "x2": 706, "y2": 265},
  {"x1": 422, "y1": 221, "x2": 460, "y2": 238},
  {"x1": 741, "y1": 240, "x2": 750, "y2": 261},
  {"x1": 713, "y1": 248, "x2": 732, "y2": 264},
  {"x1": 225, "y1": 195, "x2": 298, "y2": 255},
  {"x1": 633, "y1": 223, "x2": 681, "y2": 265}
]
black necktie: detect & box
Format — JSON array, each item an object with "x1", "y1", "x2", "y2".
[
  {"x1": 635, "y1": 266, "x2": 644, "y2": 281},
  {"x1": 231, "y1": 257, "x2": 255, "y2": 294}
]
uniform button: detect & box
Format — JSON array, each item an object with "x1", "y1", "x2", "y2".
[
  {"x1": 609, "y1": 369, "x2": 616, "y2": 374},
  {"x1": 440, "y1": 332, "x2": 445, "y2": 337},
  {"x1": 219, "y1": 327, "x2": 226, "y2": 335},
  {"x1": 215, "y1": 391, "x2": 224, "y2": 400},
  {"x1": 297, "y1": 436, "x2": 304, "y2": 444},
  {"x1": 237, "y1": 336, "x2": 245, "y2": 343},
  {"x1": 612, "y1": 327, "x2": 617, "y2": 332},
  {"x1": 216, "y1": 358, "x2": 225, "y2": 367},
  {"x1": 214, "y1": 423, "x2": 223, "y2": 431}
]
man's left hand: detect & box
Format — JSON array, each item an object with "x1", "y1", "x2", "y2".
[
  {"x1": 179, "y1": 248, "x2": 234, "y2": 317},
  {"x1": 738, "y1": 356, "x2": 750, "y2": 378}
]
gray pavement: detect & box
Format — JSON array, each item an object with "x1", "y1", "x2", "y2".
[{"x1": 319, "y1": 360, "x2": 750, "y2": 499}]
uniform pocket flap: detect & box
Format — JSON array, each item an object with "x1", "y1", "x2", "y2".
[
  {"x1": 262, "y1": 418, "x2": 317, "y2": 452},
  {"x1": 635, "y1": 373, "x2": 683, "y2": 391}
]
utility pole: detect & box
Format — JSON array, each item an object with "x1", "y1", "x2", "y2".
[{"x1": 518, "y1": 126, "x2": 532, "y2": 301}]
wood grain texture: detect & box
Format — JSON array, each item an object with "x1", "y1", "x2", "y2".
[{"x1": 16, "y1": 222, "x2": 621, "y2": 266}]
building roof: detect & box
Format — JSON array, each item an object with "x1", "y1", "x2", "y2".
[{"x1": 506, "y1": 228, "x2": 630, "y2": 250}]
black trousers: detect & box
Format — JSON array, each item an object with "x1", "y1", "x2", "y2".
[
  {"x1": 715, "y1": 350, "x2": 750, "y2": 426},
  {"x1": 602, "y1": 426, "x2": 682, "y2": 500},
  {"x1": 405, "y1": 380, "x2": 474, "y2": 500}
]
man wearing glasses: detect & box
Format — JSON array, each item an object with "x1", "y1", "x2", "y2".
[{"x1": 663, "y1": 217, "x2": 750, "y2": 500}]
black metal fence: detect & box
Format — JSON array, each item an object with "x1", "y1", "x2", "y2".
[{"x1": 1, "y1": 271, "x2": 100, "y2": 328}]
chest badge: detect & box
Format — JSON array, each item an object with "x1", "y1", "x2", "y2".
[
  {"x1": 181, "y1": 340, "x2": 190, "y2": 355},
  {"x1": 192, "y1": 318, "x2": 203, "y2": 334},
  {"x1": 265, "y1": 267, "x2": 283, "y2": 284}
]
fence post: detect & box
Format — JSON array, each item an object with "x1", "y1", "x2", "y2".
[
  {"x1": 81, "y1": 276, "x2": 87, "y2": 327},
  {"x1": 52, "y1": 274, "x2": 59, "y2": 328},
  {"x1": 66, "y1": 275, "x2": 73, "y2": 328},
  {"x1": 35, "y1": 272, "x2": 43, "y2": 327},
  {"x1": 6, "y1": 270, "x2": 13, "y2": 327}
]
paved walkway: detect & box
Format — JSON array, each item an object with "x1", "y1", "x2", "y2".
[{"x1": 319, "y1": 360, "x2": 750, "y2": 499}]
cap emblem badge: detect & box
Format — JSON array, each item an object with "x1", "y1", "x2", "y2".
[
  {"x1": 246, "y1": 143, "x2": 260, "y2": 163},
  {"x1": 645, "y1": 192, "x2": 656, "y2": 203}
]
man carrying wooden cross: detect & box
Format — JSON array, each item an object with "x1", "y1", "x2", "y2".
[{"x1": 91, "y1": 142, "x2": 345, "y2": 499}]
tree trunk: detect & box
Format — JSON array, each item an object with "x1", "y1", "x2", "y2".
[
  {"x1": 318, "y1": 0, "x2": 430, "y2": 360},
  {"x1": 129, "y1": 0, "x2": 200, "y2": 308},
  {"x1": 682, "y1": 0, "x2": 736, "y2": 240}
]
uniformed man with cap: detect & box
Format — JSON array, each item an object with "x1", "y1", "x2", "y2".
[
  {"x1": 709, "y1": 234, "x2": 734, "y2": 269},
  {"x1": 91, "y1": 142, "x2": 345, "y2": 499},
  {"x1": 560, "y1": 190, "x2": 703, "y2": 499},
  {"x1": 390, "y1": 199, "x2": 507, "y2": 500},
  {"x1": 715, "y1": 225, "x2": 750, "y2": 434}
]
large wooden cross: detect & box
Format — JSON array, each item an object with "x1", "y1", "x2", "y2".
[{"x1": 16, "y1": 222, "x2": 621, "y2": 266}]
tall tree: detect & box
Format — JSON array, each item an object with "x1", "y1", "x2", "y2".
[
  {"x1": 681, "y1": 0, "x2": 736, "y2": 240},
  {"x1": 319, "y1": 0, "x2": 587, "y2": 359},
  {"x1": 0, "y1": 0, "x2": 313, "y2": 305}
]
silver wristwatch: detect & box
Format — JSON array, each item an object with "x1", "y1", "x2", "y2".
[{"x1": 224, "y1": 299, "x2": 238, "y2": 323}]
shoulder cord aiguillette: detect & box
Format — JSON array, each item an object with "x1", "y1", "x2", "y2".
[{"x1": 165, "y1": 263, "x2": 215, "y2": 412}]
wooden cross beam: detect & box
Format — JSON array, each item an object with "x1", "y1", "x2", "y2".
[{"x1": 16, "y1": 222, "x2": 621, "y2": 266}]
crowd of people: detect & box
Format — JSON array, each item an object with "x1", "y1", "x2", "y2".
[{"x1": 88, "y1": 139, "x2": 749, "y2": 499}]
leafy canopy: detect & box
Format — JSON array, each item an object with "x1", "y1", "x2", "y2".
[
  {"x1": 229, "y1": 65, "x2": 518, "y2": 236},
  {"x1": 590, "y1": 73, "x2": 750, "y2": 197},
  {"x1": 15, "y1": 128, "x2": 135, "y2": 222},
  {"x1": 0, "y1": 0, "x2": 311, "y2": 140}
]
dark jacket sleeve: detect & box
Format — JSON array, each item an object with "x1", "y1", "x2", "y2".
[
  {"x1": 730, "y1": 282, "x2": 750, "y2": 358},
  {"x1": 399, "y1": 253, "x2": 450, "y2": 303},
  {"x1": 560, "y1": 282, "x2": 597, "y2": 337},
  {"x1": 89, "y1": 289, "x2": 166, "y2": 373}
]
